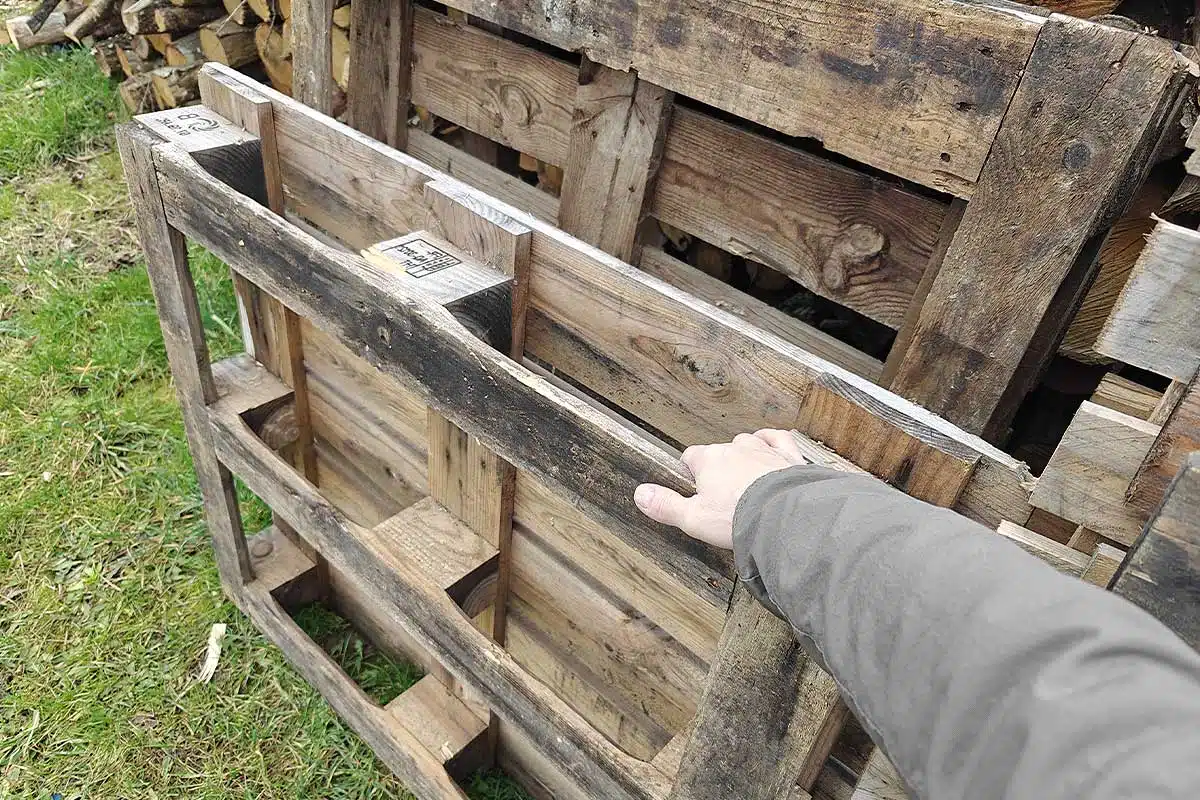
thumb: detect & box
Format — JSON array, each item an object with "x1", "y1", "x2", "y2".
[{"x1": 634, "y1": 483, "x2": 693, "y2": 529}]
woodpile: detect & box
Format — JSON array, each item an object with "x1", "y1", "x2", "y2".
[{"x1": 4, "y1": 0, "x2": 301, "y2": 113}]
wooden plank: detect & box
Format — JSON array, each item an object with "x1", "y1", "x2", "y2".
[
  {"x1": 211, "y1": 411, "x2": 671, "y2": 800},
  {"x1": 510, "y1": 525, "x2": 703, "y2": 757},
  {"x1": 849, "y1": 750, "x2": 909, "y2": 800},
  {"x1": 995, "y1": 520, "x2": 1089, "y2": 577},
  {"x1": 385, "y1": 674, "x2": 490, "y2": 778},
  {"x1": 116, "y1": 122, "x2": 253, "y2": 589},
  {"x1": 651, "y1": 107, "x2": 947, "y2": 328},
  {"x1": 1111, "y1": 452, "x2": 1200, "y2": 650},
  {"x1": 1095, "y1": 220, "x2": 1200, "y2": 381},
  {"x1": 152, "y1": 142, "x2": 735, "y2": 614},
  {"x1": 192, "y1": 65, "x2": 1035, "y2": 532},
  {"x1": 410, "y1": 7, "x2": 575, "y2": 166},
  {"x1": 290, "y1": 0, "x2": 334, "y2": 112},
  {"x1": 1030, "y1": 401, "x2": 1160, "y2": 546},
  {"x1": 1090, "y1": 373, "x2": 1161, "y2": 421},
  {"x1": 888, "y1": 19, "x2": 1194, "y2": 438},
  {"x1": 347, "y1": 0, "x2": 413, "y2": 148},
  {"x1": 246, "y1": 524, "x2": 323, "y2": 609},
  {"x1": 669, "y1": 584, "x2": 841, "y2": 800},
  {"x1": 1082, "y1": 543, "x2": 1124, "y2": 588},
  {"x1": 1128, "y1": 373, "x2": 1200, "y2": 517},
  {"x1": 638, "y1": 248, "x2": 881, "y2": 381},
  {"x1": 513, "y1": 471, "x2": 723, "y2": 662},
  {"x1": 436, "y1": 0, "x2": 1044, "y2": 195},
  {"x1": 558, "y1": 59, "x2": 672, "y2": 262},
  {"x1": 406, "y1": 129, "x2": 560, "y2": 224}
]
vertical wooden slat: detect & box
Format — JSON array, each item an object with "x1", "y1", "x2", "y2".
[
  {"x1": 116, "y1": 122, "x2": 253, "y2": 588},
  {"x1": 291, "y1": 0, "x2": 335, "y2": 113},
  {"x1": 887, "y1": 18, "x2": 1193, "y2": 439},
  {"x1": 1111, "y1": 452, "x2": 1200, "y2": 651},
  {"x1": 348, "y1": 0, "x2": 413, "y2": 148},
  {"x1": 558, "y1": 57, "x2": 673, "y2": 262}
]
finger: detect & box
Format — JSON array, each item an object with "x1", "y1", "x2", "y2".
[
  {"x1": 754, "y1": 428, "x2": 811, "y2": 465},
  {"x1": 680, "y1": 444, "x2": 708, "y2": 477},
  {"x1": 732, "y1": 432, "x2": 767, "y2": 449},
  {"x1": 633, "y1": 483, "x2": 695, "y2": 530}
]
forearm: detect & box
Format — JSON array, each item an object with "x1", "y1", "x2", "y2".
[{"x1": 734, "y1": 466, "x2": 1200, "y2": 799}]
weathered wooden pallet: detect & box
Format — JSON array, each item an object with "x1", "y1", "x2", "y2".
[
  {"x1": 120, "y1": 60, "x2": 1200, "y2": 799},
  {"x1": 284, "y1": 0, "x2": 1199, "y2": 445}
]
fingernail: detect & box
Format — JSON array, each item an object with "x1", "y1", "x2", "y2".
[{"x1": 633, "y1": 484, "x2": 653, "y2": 510}]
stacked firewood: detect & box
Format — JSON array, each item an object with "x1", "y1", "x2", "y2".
[{"x1": 4, "y1": 0, "x2": 301, "y2": 113}]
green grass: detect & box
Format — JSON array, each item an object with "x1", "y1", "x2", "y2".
[{"x1": 0, "y1": 46, "x2": 527, "y2": 800}]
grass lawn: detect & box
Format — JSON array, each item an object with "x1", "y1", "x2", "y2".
[{"x1": 0, "y1": 46, "x2": 527, "y2": 800}]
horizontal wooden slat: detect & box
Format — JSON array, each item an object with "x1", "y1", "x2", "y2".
[
  {"x1": 384, "y1": 674, "x2": 490, "y2": 779},
  {"x1": 638, "y1": 248, "x2": 881, "y2": 381},
  {"x1": 1096, "y1": 219, "x2": 1200, "y2": 381},
  {"x1": 1029, "y1": 401, "x2": 1159, "y2": 546},
  {"x1": 187, "y1": 65, "x2": 1034, "y2": 533},
  {"x1": 995, "y1": 520, "x2": 1089, "y2": 577},
  {"x1": 652, "y1": 108, "x2": 946, "y2": 327},
  {"x1": 406, "y1": 129, "x2": 560, "y2": 224},
  {"x1": 436, "y1": 0, "x2": 1044, "y2": 195},
  {"x1": 411, "y1": 7, "x2": 575, "y2": 166}
]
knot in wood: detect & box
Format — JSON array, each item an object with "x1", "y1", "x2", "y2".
[
  {"x1": 821, "y1": 223, "x2": 887, "y2": 292},
  {"x1": 1062, "y1": 140, "x2": 1093, "y2": 170}
]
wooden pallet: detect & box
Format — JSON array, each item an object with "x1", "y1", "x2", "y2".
[
  {"x1": 283, "y1": 0, "x2": 1198, "y2": 445},
  {"x1": 121, "y1": 61, "x2": 1200, "y2": 799}
]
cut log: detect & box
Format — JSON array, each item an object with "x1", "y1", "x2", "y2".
[
  {"x1": 221, "y1": 0, "x2": 251, "y2": 24},
  {"x1": 117, "y1": 41, "x2": 162, "y2": 76},
  {"x1": 331, "y1": 2, "x2": 348, "y2": 27},
  {"x1": 146, "y1": 31, "x2": 171, "y2": 52},
  {"x1": 132, "y1": 32, "x2": 154, "y2": 58},
  {"x1": 150, "y1": 62, "x2": 203, "y2": 107},
  {"x1": 246, "y1": 0, "x2": 277, "y2": 22},
  {"x1": 254, "y1": 23, "x2": 291, "y2": 95},
  {"x1": 165, "y1": 29, "x2": 204, "y2": 64},
  {"x1": 122, "y1": 0, "x2": 223, "y2": 34},
  {"x1": 25, "y1": 0, "x2": 60, "y2": 34},
  {"x1": 199, "y1": 17, "x2": 257, "y2": 66},
  {"x1": 64, "y1": 0, "x2": 118, "y2": 43},
  {"x1": 277, "y1": 0, "x2": 289, "y2": 19},
  {"x1": 93, "y1": 35, "x2": 127, "y2": 77},
  {"x1": 6, "y1": 1, "x2": 84, "y2": 49},
  {"x1": 118, "y1": 72, "x2": 157, "y2": 113}
]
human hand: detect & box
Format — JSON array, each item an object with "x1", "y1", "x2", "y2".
[{"x1": 633, "y1": 429, "x2": 810, "y2": 549}]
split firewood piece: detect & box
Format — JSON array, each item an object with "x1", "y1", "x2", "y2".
[
  {"x1": 254, "y1": 23, "x2": 291, "y2": 95},
  {"x1": 118, "y1": 72, "x2": 156, "y2": 113},
  {"x1": 132, "y1": 32, "x2": 154, "y2": 58},
  {"x1": 221, "y1": 0, "x2": 252, "y2": 24},
  {"x1": 93, "y1": 34, "x2": 127, "y2": 77},
  {"x1": 330, "y1": 22, "x2": 349, "y2": 89},
  {"x1": 122, "y1": 0, "x2": 223, "y2": 34},
  {"x1": 145, "y1": 31, "x2": 171, "y2": 52},
  {"x1": 117, "y1": 40, "x2": 162, "y2": 76},
  {"x1": 150, "y1": 62, "x2": 203, "y2": 107},
  {"x1": 5, "y1": 0, "x2": 84, "y2": 49},
  {"x1": 277, "y1": 0, "x2": 289, "y2": 18},
  {"x1": 24, "y1": 0, "x2": 60, "y2": 34},
  {"x1": 246, "y1": 0, "x2": 276, "y2": 22},
  {"x1": 165, "y1": 30, "x2": 204, "y2": 64},
  {"x1": 331, "y1": 2, "x2": 348, "y2": 27},
  {"x1": 199, "y1": 17, "x2": 257, "y2": 66}
]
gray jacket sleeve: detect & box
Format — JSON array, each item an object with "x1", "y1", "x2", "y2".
[{"x1": 733, "y1": 465, "x2": 1200, "y2": 800}]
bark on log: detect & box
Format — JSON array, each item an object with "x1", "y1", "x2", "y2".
[
  {"x1": 254, "y1": 22, "x2": 291, "y2": 93},
  {"x1": 64, "y1": 0, "x2": 116, "y2": 43},
  {"x1": 122, "y1": 0, "x2": 222, "y2": 34},
  {"x1": 93, "y1": 33, "x2": 130, "y2": 76},
  {"x1": 6, "y1": 1, "x2": 84, "y2": 49},
  {"x1": 117, "y1": 41, "x2": 162, "y2": 76},
  {"x1": 221, "y1": 0, "x2": 252, "y2": 25},
  {"x1": 165, "y1": 29, "x2": 204, "y2": 64}
]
